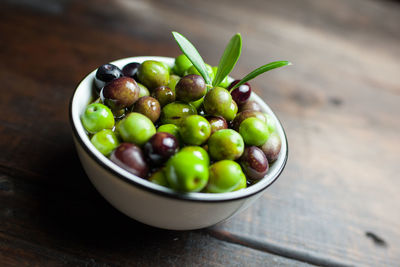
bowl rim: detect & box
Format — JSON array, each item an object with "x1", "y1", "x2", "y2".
[{"x1": 69, "y1": 56, "x2": 288, "y2": 203}]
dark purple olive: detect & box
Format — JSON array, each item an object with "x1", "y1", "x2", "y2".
[
  {"x1": 239, "y1": 100, "x2": 262, "y2": 113},
  {"x1": 205, "y1": 115, "x2": 228, "y2": 134},
  {"x1": 101, "y1": 77, "x2": 140, "y2": 111},
  {"x1": 232, "y1": 110, "x2": 266, "y2": 131},
  {"x1": 122, "y1": 62, "x2": 141, "y2": 80},
  {"x1": 261, "y1": 132, "x2": 282, "y2": 163},
  {"x1": 95, "y1": 64, "x2": 123, "y2": 92},
  {"x1": 151, "y1": 86, "x2": 175, "y2": 107},
  {"x1": 240, "y1": 146, "x2": 269, "y2": 180},
  {"x1": 132, "y1": 96, "x2": 161, "y2": 123},
  {"x1": 110, "y1": 143, "x2": 148, "y2": 178},
  {"x1": 228, "y1": 80, "x2": 251, "y2": 105},
  {"x1": 175, "y1": 74, "x2": 206, "y2": 102},
  {"x1": 144, "y1": 132, "x2": 179, "y2": 165}
]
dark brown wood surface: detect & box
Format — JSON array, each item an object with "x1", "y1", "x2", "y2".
[{"x1": 1, "y1": 0, "x2": 399, "y2": 266}]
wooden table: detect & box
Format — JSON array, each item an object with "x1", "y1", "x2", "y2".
[{"x1": 1, "y1": 0, "x2": 399, "y2": 266}]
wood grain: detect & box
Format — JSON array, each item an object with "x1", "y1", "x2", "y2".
[{"x1": 0, "y1": 0, "x2": 399, "y2": 266}]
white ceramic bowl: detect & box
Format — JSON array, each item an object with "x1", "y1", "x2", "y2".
[{"x1": 69, "y1": 56, "x2": 288, "y2": 230}]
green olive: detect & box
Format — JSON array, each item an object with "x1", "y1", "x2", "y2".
[
  {"x1": 180, "y1": 146, "x2": 210, "y2": 166},
  {"x1": 239, "y1": 117, "x2": 269, "y2": 146},
  {"x1": 148, "y1": 170, "x2": 169, "y2": 187},
  {"x1": 137, "y1": 60, "x2": 169, "y2": 90},
  {"x1": 207, "y1": 129, "x2": 244, "y2": 160},
  {"x1": 212, "y1": 66, "x2": 230, "y2": 88},
  {"x1": 168, "y1": 74, "x2": 181, "y2": 93},
  {"x1": 205, "y1": 160, "x2": 246, "y2": 193},
  {"x1": 203, "y1": 87, "x2": 233, "y2": 121},
  {"x1": 183, "y1": 64, "x2": 214, "y2": 82},
  {"x1": 160, "y1": 101, "x2": 197, "y2": 125},
  {"x1": 117, "y1": 112, "x2": 156, "y2": 146},
  {"x1": 172, "y1": 54, "x2": 193, "y2": 76},
  {"x1": 137, "y1": 82, "x2": 150, "y2": 97},
  {"x1": 81, "y1": 103, "x2": 114, "y2": 134},
  {"x1": 90, "y1": 129, "x2": 120, "y2": 156},
  {"x1": 179, "y1": 115, "x2": 211, "y2": 145}
]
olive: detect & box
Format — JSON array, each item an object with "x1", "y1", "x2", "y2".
[
  {"x1": 239, "y1": 117, "x2": 269, "y2": 146},
  {"x1": 160, "y1": 101, "x2": 197, "y2": 125},
  {"x1": 90, "y1": 129, "x2": 120, "y2": 156},
  {"x1": 122, "y1": 62, "x2": 140, "y2": 80},
  {"x1": 148, "y1": 169, "x2": 169, "y2": 187},
  {"x1": 81, "y1": 103, "x2": 114, "y2": 134},
  {"x1": 183, "y1": 64, "x2": 215, "y2": 82},
  {"x1": 165, "y1": 150, "x2": 209, "y2": 192},
  {"x1": 143, "y1": 132, "x2": 179, "y2": 165},
  {"x1": 263, "y1": 113, "x2": 277, "y2": 134},
  {"x1": 117, "y1": 112, "x2": 156, "y2": 146},
  {"x1": 229, "y1": 80, "x2": 252, "y2": 105},
  {"x1": 137, "y1": 82, "x2": 150, "y2": 98},
  {"x1": 132, "y1": 96, "x2": 161, "y2": 123},
  {"x1": 172, "y1": 54, "x2": 192, "y2": 76},
  {"x1": 205, "y1": 115, "x2": 228, "y2": 134},
  {"x1": 137, "y1": 60, "x2": 169, "y2": 90},
  {"x1": 260, "y1": 132, "x2": 282, "y2": 163},
  {"x1": 101, "y1": 77, "x2": 140, "y2": 111},
  {"x1": 239, "y1": 100, "x2": 262, "y2": 112},
  {"x1": 225, "y1": 100, "x2": 238, "y2": 121},
  {"x1": 179, "y1": 115, "x2": 211, "y2": 145},
  {"x1": 180, "y1": 146, "x2": 209, "y2": 166},
  {"x1": 212, "y1": 66, "x2": 230, "y2": 88},
  {"x1": 232, "y1": 110, "x2": 267, "y2": 131},
  {"x1": 110, "y1": 143, "x2": 148, "y2": 178},
  {"x1": 205, "y1": 160, "x2": 246, "y2": 193},
  {"x1": 240, "y1": 146, "x2": 269, "y2": 180},
  {"x1": 151, "y1": 86, "x2": 175, "y2": 107},
  {"x1": 157, "y1": 124, "x2": 180, "y2": 138},
  {"x1": 168, "y1": 74, "x2": 181, "y2": 93},
  {"x1": 94, "y1": 63, "x2": 123, "y2": 92},
  {"x1": 175, "y1": 74, "x2": 207, "y2": 103},
  {"x1": 203, "y1": 87, "x2": 232, "y2": 120},
  {"x1": 208, "y1": 129, "x2": 244, "y2": 160}
]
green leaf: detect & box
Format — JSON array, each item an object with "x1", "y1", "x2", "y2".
[
  {"x1": 172, "y1": 32, "x2": 212, "y2": 84},
  {"x1": 213, "y1": 33, "x2": 242, "y2": 87},
  {"x1": 229, "y1": 61, "x2": 292, "y2": 91}
]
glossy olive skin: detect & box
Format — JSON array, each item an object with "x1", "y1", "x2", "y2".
[
  {"x1": 101, "y1": 77, "x2": 140, "y2": 111},
  {"x1": 208, "y1": 129, "x2": 244, "y2": 160},
  {"x1": 110, "y1": 143, "x2": 148, "y2": 178},
  {"x1": 137, "y1": 60, "x2": 169, "y2": 90},
  {"x1": 151, "y1": 86, "x2": 175, "y2": 107},
  {"x1": 157, "y1": 124, "x2": 180, "y2": 138},
  {"x1": 81, "y1": 103, "x2": 114, "y2": 134},
  {"x1": 240, "y1": 146, "x2": 269, "y2": 180},
  {"x1": 232, "y1": 110, "x2": 267, "y2": 131},
  {"x1": 239, "y1": 117, "x2": 269, "y2": 146},
  {"x1": 180, "y1": 146, "x2": 209, "y2": 166},
  {"x1": 205, "y1": 115, "x2": 228, "y2": 134},
  {"x1": 168, "y1": 74, "x2": 180, "y2": 93},
  {"x1": 90, "y1": 129, "x2": 120, "y2": 156},
  {"x1": 205, "y1": 160, "x2": 246, "y2": 193},
  {"x1": 160, "y1": 101, "x2": 197, "y2": 125},
  {"x1": 122, "y1": 62, "x2": 140, "y2": 80},
  {"x1": 137, "y1": 82, "x2": 150, "y2": 98},
  {"x1": 179, "y1": 115, "x2": 211, "y2": 145},
  {"x1": 165, "y1": 150, "x2": 209, "y2": 192},
  {"x1": 172, "y1": 54, "x2": 192, "y2": 76},
  {"x1": 148, "y1": 169, "x2": 169, "y2": 187},
  {"x1": 261, "y1": 132, "x2": 282, "y2": 163},
  {"x1": 94, "y1": 63, "x2": 123, "y2": 91},
  {"x1": 175, "y1": 74, "x2": 207, "y2": 103},
  {"x1": 239, "y1": 100, "x2": 262, "y2": 112},
  {"x1": 203, "y1": 87, "x2": 233, "y2": 120},
  {"x1": 143, "y1": 132, "x2": 179, "y2": 165},
  {"x1": 117, "y1": 112, "x2": 156, "y2": 146},
  {"x1": 228, "y1": 80, "x2": 252, "y2": 105},
  {"x1": 263, "y1": 113, "x2": 277, "y2": 133},
  {"x1": 225, "y1": 100, "x2": 238, "y2": 121},
  {"x1": 132, "y1": 96, "x2": 161, "y2": 123}
]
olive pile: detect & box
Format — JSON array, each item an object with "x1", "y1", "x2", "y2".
[{"x1": 81, "y1": 55, "x2": 282, "y2": 193}]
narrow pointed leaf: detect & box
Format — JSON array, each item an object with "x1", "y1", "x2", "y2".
[
  {"x1": 230, "y1": 61, "x2": 292, "y2": 91},
  {"x1": 172, "y1": 32, "x2": 212, "y2": 84},
  {"x1": 213, "y1": 33, "x2": 242, "y2": 87}
]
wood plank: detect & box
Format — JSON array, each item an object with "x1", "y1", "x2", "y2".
[
  {"x1": 0, "y1": 0, "x2": 399, "y2": 266},
  {"x1": 0, "y1": 171, "x2": 311, "y2": 267}
]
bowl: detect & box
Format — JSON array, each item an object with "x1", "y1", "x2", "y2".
[{"x1": 69, "y1": 56, "x2": 288, "y2": 230}]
